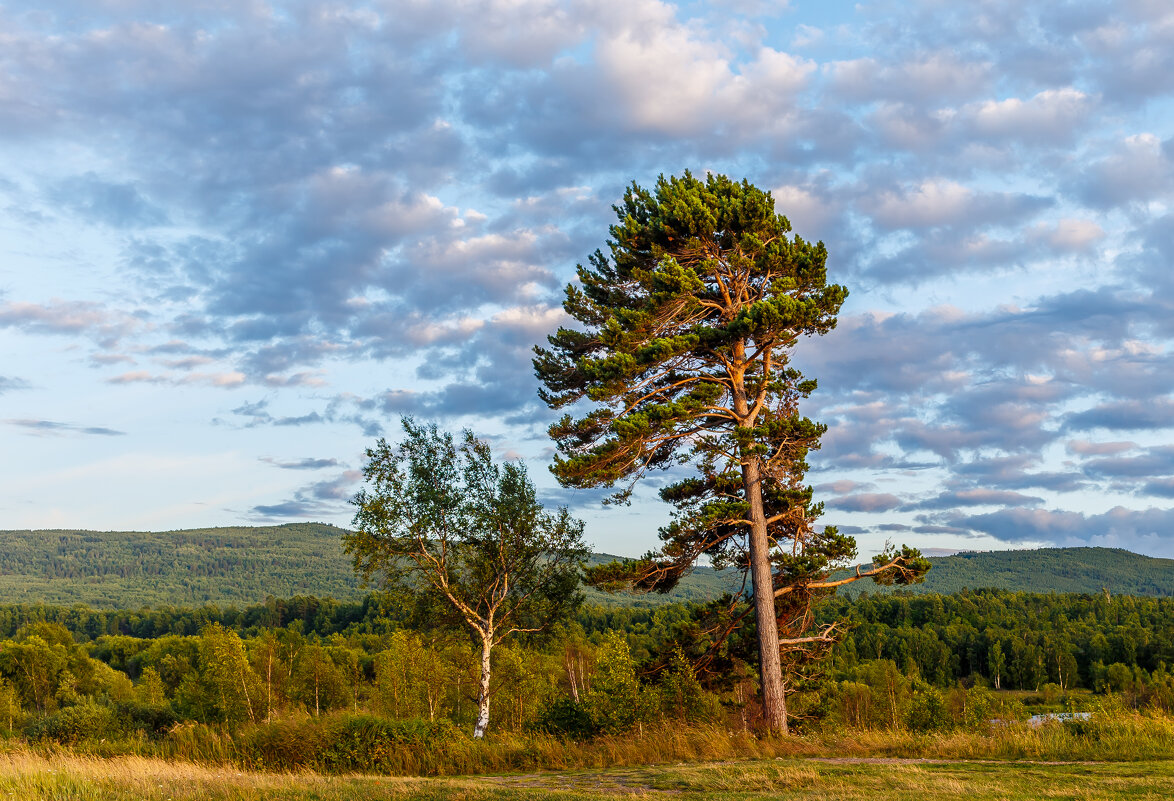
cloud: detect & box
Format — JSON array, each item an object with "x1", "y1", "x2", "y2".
[
  {"x1": 908, "y1": 489, "x2": 1045, "y2": 510},
  {"x1": 223, "y1": 397, "x2": 381, "y2": 437},
  {"x1": 828, "y1": 52, "x2": 991, "y2": 104},
  {"x1": 106, "y1": 370, "x2": 247, "y2": 388},
  {"x1": 1, "y1": 0, "x2": 1173, "y2": 556},
  {"x1": 250, "y1": 469, "x2": 363, "y2": 520},
  {"x1": 259, "y1": 457, "x2": 343, "y2": 470},
  {"x1": 1067, "y1": 439, "x2": 1138, "y2": 456},
  {"x1": 1079, "y1": 446, "x2": 1174, "y2": 479},
  {"x1": 826, "y1": 493, "x2": 903, "y2": 512},
  {"x1": 1140, "y1": 477, "x2": 1174, "y2": 498},
  {"x1": 1076, "y1": 133, "x2": 1174, "y2": 208},
  {"x1": 952, "y1": 506, "x2": 1174, "y2": 557},
  {"x1": 1064, "y1": 397, "x2": 1174, "y2": 432},
  {"x1": 0, "y1": 300, "x2": 142, "y2": 345},
  {"x1": 6, "y1": 419, "x2": 125, "y2": 436},
  {"x1": 814, "y1": 479, "x2": 875, "y2": 495},
  {"x1": 0, "y1": 376, "x2": 29, "y2": 394},
  {"x1": 47, "y1": 173, "x2": 168, "y2": 228},
  {"x1": 966, "y1": 88, "x2": 1095, "y2": 144},
  {"x1": 863, "y1": 179, "x2": 1051, "y2": 231}
]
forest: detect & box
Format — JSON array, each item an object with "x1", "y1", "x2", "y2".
[{"x1": 0, "y1": 588, "x2": 1172, "y2": 775}]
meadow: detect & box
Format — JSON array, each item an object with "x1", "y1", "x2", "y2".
[
  {"x1": 2, "y1": 587, "x2": 1174, "y2": 797},
  {"x1": 6, "y1": 725, "x2": 1174, "y2": 801}
]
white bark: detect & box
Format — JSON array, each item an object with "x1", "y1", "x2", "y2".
[{"x1": 473, "y1": 634, "x2": 493, "y2": 739}]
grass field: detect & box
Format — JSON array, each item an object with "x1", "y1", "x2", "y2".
[{"x1": 3, "y1": 750, "x2": 1174, "y2": 800}]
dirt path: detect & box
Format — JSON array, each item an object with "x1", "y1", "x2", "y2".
[
  {"x1": 479, "y1": 755, "x2": 1117, "y2": 794},
  {"x1": 806, "y1": 756, "x2": 1108, "y2": 765}
]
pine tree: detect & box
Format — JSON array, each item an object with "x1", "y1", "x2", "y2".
[{"x1": 535, "y1": 172, "x2": 928, "y2": 732}]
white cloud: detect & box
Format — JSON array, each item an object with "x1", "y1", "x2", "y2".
[
  {"x1": 828, "y1": 52, "x2": 990, "y2": 104},
  {"x1": 865, "y1": 180, "x2": 976, "y2": 229},
  {"x1": 968, "y1": 88, "x2": 1094, "y2": 143},
  {"x1": 592, "y1": 0, "x2": 813, "y2": 136}
]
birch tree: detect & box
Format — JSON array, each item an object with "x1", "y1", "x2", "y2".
[{"x1": 346, "y1": 419, "x2": 589, "y2": 738}]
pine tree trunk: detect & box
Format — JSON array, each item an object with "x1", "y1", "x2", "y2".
[
  {"x1": 743, "y1": 456, "x2": 788, "y2": 734},
  {"x1": 474, "y1": 633, "x2": 493, "y2": 739}
]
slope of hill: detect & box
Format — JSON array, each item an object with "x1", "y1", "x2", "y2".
[
  {"x1": 858, "y1": 546, "x2": 1174, "y2": 598},
  {"x1": 0, "y1": 525, "x2": 1169, "y2": 608},
  {"x1": 0, "y1": 524, "x2": 361, "y2": 608},
  {"x1": 0, "y1": 524, "x2": 740, "y2": 609}
]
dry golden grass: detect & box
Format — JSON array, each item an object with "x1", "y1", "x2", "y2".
[
  {"x1": 0, "y1": 750, "x2": 452, "y2": 801},
  {"x1": 3, "y1": 748, "x2": 1174, "y2": 800}
]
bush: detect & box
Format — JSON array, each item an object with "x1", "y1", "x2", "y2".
[
  {"x1": 533, "y1": 698, "x2": 595, "y2": 738},
  {"x1": 951, "y1": 686, "x2": 997, "y2": 731},
  {"x1": 317, "y1": 715, "x2": 462, "y2": 773},
  {"x1": 906, "y1": 686, "x2": 952, "y2": 732},
  {"x1": 583, "y1": 632, "x2": 659, "y2": 734},
  {"x1": 240, "y1": 715, "x2": 326, "y2": 770},
  {"x1": 25, "y1": 702, "x2": 116, "y2": 744},
  {"x1": 238, "y1": 713, "x2": 464, "y2": 773},
  {"x1": 113, "y1": 701, "x2": 178, "y2": 738}
]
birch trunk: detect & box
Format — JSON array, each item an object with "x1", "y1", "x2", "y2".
[{"x1": 473, "y1": 634, "x2": 493, "y2": 739}]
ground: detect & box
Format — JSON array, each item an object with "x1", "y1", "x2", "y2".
[{"x1": 3, "y1": 751, "x2": 1173, "y2": 800}]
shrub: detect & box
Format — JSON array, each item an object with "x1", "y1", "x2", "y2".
[
  {"x1": 240, "y1": 715, "x2": 326, "y2": 770},
  {"x1": 583, "y1": 632, "x2": 659, "y2": 734},
  {"x1": 25, "y1": 702, "x2": 116, "y2": 744},
  {"x1": 533, "y1": 697, "x2": 595, "y2": 738},
  {"x1": 906, "y1": 685, "x2": 952, "y2": 732},
  {"x1": 660, "y1": 648, "x2": 721, "y2": 724},
  {"x1": 113, "y1": 701, "x2": 178, "y2": 738},
  {"x1": 238, "y1": 713, "x2": 465, "y2": 773},
  {"x1": 318, "y1": 715, "x2": 461, "y2": 773}
]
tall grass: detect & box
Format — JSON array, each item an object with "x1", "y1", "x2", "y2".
[{"x1": 12, "y1": 705, "x2": 1174, "y2": 778}]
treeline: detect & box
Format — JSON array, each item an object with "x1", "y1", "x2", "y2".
[
  {"x1": 3, "y1": 588, "x2": 1173, "y2": 692},
  {"x1": 821, "y1": 590, "x2": 1174, "y2": 692},
  {"x1": 1, "y1": 588, "x2": 1174, "y2": 771}
]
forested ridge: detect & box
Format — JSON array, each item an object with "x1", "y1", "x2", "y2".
[
  {"x1": 848, "y1": 547, "x2": 1174, "y2": 598},
  {"x1": 0, "y1": 524, "x2": 738, "y2": 608},
  {"x1": 1, "y1": 525, "x2": 1173, "y2": 608}
]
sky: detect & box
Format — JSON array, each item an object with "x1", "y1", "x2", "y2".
[{"x1": 1, "y1": 0, "x2": 1173, "y2": 560}]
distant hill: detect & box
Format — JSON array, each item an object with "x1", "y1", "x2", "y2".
[
  {"x1": 0, "y1": 524, "x2": 739, "y2": 609},
  {"x1": 0, "y1": 525, "x2": 1169, "y2": 608},
  {"x1": 845, "y1": 547, "x2": 1174, "y2": 598},
  {"x1": 0, "y1": 524, "x2": 361, "y2": 608}
]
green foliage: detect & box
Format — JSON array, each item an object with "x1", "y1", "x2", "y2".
[
  {"x1": 290, "y1": 644, "x2": 348, "y2": 716},
  {"x1": 346, "y1": 419, "x2": 589, "y2": 640},
  {"x1": 533, "y1": 697, "x2": 595, "y2": 738},
  {"x1": 25, "y1": 701, "x2": 116, "y2": 744},
  {"x1": 535, "y1": 173, "x2": 925, "y2": 732},
  {"x1": 0, "y1": 523, "x2": 1167, "y2": 614},
  {"x1": 660, "y1": 647, "x2": 717, "y2": 724},
  {"x1": 583, "y1": 632, "x2": 659, "y2": 734},
  {"x1": 346, "y1": 419, "x2": 589, "y2": 738},
  {"x1": 535, "y1": 172, "x2": 885, "y2": 595},
  {"x1": 0, "y1": 634, "x2": 71, "y2": 711},
  {"x1": 905, "y1": 684, "x2": 951, "y2": 732},
  {"x1": 113, "y1": 700, "x2": 178, "y2": 737}
]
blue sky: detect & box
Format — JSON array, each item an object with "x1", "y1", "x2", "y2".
[{"x1": 1, "y1": 0, "x2": 1172, "y2": 559}]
